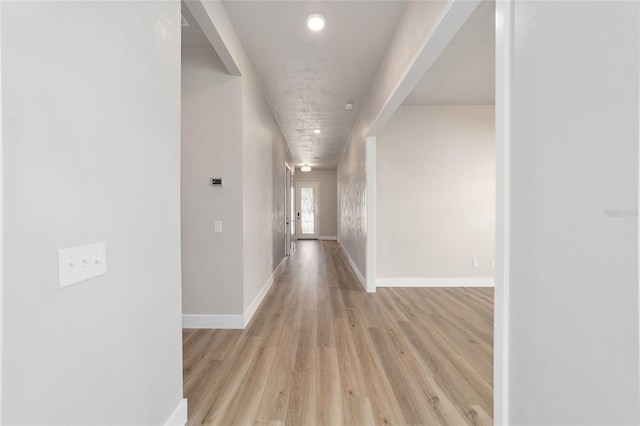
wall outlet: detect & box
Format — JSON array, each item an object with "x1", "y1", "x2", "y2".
[
  {"x1": 214, "y1": 221, "x2": 223, "y2": 233},
  {"x1": 472, "y1": 258, "x2": 479, "y2": 268},
  {"x1": 58, "y1": 242, "x2": 107, "y2": 288},
  {"x1": 491, "y1": 258, "x2": 496, "y2": 268}
]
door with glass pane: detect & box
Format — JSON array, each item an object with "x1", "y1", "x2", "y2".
[{"x1": 296, "y1": 182, "x2": 319, "y2": 239}]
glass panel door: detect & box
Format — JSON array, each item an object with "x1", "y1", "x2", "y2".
[
  {"x1": 300, "y1": 187, "x2": 315, "y2": 234},
  {"x1": 296, "y1": 182, "x2": 319, "y2": 239}
]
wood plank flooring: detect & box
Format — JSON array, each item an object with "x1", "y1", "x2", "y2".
[{"x1": 183, "y1": 241, "x2": 493, "y2": 425}]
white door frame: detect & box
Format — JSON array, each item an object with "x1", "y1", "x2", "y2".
[
  {"x1": 295, "y1": 182, "x2": 319, "y2": 239},
  {"x1": 284, "y1": 163, "x2": 293, "y2": 256},
  {"x1": 360, "y1": 0, "x2": 509, "y2": 422},
  {"x1": 494, "y1": 1, "x2": 512, "y2": 423},
  {"x1": 0, "y1": 2, "x2": 4, "y2": 418}
]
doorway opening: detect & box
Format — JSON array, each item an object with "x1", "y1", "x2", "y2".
[
  {"x1": 295, "y1": 182, "x2": 319, "y2": 240},
  {"x1": 364, "y1": 0, "x2": 498, "y2": 420}
]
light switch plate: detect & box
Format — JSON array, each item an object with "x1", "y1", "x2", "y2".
[
  {"x1": 472, "y1": 258, "x2": 479, "y2": 268},
  {"x1": 214, "y1": 221, "x2": 223, "y2": 233},
  {"x1": 58, "y1": 242, "x2": 107, "y2": 288}
]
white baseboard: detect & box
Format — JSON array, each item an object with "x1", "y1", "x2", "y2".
[
  {"x1": 182, "y1": 314, "x2": 244, "y2": 329},
  {"x1": 376, "y1": 277, "x2": 495, "y2": 287},
  {"x1": 339, "y1": 243, "x2": 366, "y2": 291},
  {"x1": 182, "y1": 256, "x2": 287, "y2": 330},
  {"x1": 319, "y1": 236, "x2": 337, "y2": 240},
  {"x1": 164, "y1": 398, "x2": 188, "y2": 426},
  {"x1": 244, "y1": 256, "x2": 287, "y2": 327}
]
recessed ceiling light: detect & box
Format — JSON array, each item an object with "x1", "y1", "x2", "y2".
[
  {"x1": 306, "y1": 14, "x2": 326, "y2": 31},
  {"x1": 301, "y1": 166, "x2": 312, "y2": 172},
  {"x1": 313, "y1": 129, "x2": 322, "y2": 134},
  {"x1": 345, "y1": 103, "x2": 353, "y2": 110}
]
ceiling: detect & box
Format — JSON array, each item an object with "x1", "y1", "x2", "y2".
[
  {"x1": 403, "y1": 0, "x2": 495, "y2": 106},
  {"x1": 223, "y1": 1, "x2": 407, "y2": 169},
  {"x1": 183, "y1": 1, "x2": 494, "y2": 166}
]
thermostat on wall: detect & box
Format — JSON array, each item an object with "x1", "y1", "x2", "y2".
[{"x1": 210, "y1": 178, "x2": 223, "y2": 186}]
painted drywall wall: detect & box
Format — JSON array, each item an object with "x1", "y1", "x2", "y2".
[
  {"x1": 181, "y1": 47, "x2": 243, "y2": 316},
  {"x1": 377, "y1": 105, "x2": 495, "y2": 280},
  {"x1": 190, "y1": 1, "x2": 293, "y2": 314},
  {"x1": 241, "y1": 56, "x2": 291, "y2": 312},
  {"x1": 1, "y1": 1, "x2": 184, "y2": 424},
  {"x1": 337, "y1": 1, "x2": 450, "y2": 281},
  {"x1": 294, "y1": 169, "x2": 338, "y2": 238},
  {"x1": 508, "y1": 1, "x2": 639, "y2": 423}
]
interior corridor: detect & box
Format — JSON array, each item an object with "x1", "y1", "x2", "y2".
[{"x1": 182, "y1": 241, "x2": 493, "y2": 425}]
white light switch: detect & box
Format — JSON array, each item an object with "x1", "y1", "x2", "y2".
[
  {"x1": 214, "y1": 221, "x2": 223, "y2": 233},
  {"x1": 58, "y1": 242, "x2": 107, "y2": 288},
  {"x1": 490, "y1": 258, "x2": 496, "y2": 268},
  {"x1": 472, "y1": 258, "x2": 479, "y2": 268}
]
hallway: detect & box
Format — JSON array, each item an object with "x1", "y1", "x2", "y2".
[{"x1": 183, "y1": 241, "x2": 493, "y2": 425}]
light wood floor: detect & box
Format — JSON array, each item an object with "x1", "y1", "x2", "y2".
[{"x1": 183, "y1": 241, "x2": 493, "y2": 425}]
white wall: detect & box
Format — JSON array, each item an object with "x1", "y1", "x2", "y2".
[
  {"x1": 186, "y1": 1, "x2": 293, "y2": 317},
  {"x1": 337, "y1": 1, "x2": 450, "y2": 281},
  {"x1": 294, "y1": 169, "x2": 338, "y2": 238},
  {"x1": 241, "y1": 59, "x2": 292, "y2": 313},
  {"x1": 181, "y1": 47, "x2": 243, "y2": 316},
  {"x1": 1, "y1": 1, "x2": 184, "y2": 424},
  {"x1": 508, "y1": 1, "x2": 639, "y2": 423},
  {"x1": 377, "y1": 105, "x2": 495, "y2": 281}
]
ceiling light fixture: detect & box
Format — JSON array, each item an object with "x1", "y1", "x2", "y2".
[
  {"x1": 313, "y1": 129, "x2": 322, "y2": 134},
  {"x1": 306, "y1": 14, "x2": 326, "y2": 31},
  {"x1": 301, "y1": 165, "x2": 312, "y2": 172}
]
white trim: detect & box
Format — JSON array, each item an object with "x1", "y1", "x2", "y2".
[
  {"x1": 339, "y1": 243, "x2": 366, "y2": 291},
  {"x1": 182, "y1": 256, "x2": 288, "y2": 330},
  {"x1": 377, "y1": 277, "x2": 495, "y2": 288},
  {"x1": 318, "y1": 236, "x2": 337, "y2": 241},
  {"x1": 243, "y1": 256, "x2": 287, "y2": 327},
  {"x1": 495, "y1": 1, "x2": 512, "y2": 424},
  {"x1": 365, "y1": 137, "x2": 377, "y2": 293},
  {"x1": 0, "y1": 1, "x2": 4, "y2": 419},
  {"x1": 164, "y1": 398, "x2": 188, "y2": 426},
  {"x1": 337, "y1": 180, "x2": 341, "y2": 242},
  {"x1": 182, "y1": 314, "x2": 244, "y2": 329},
  {"x1": 285, "y1": 163, "x2": 292, "y2": 257}
]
